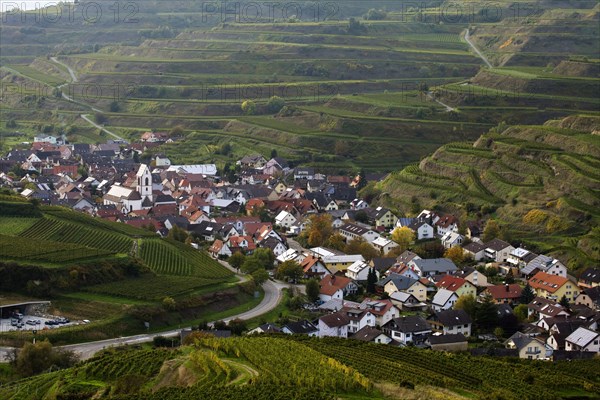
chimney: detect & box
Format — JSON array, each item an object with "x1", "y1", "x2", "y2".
[{"x1": 506, "y1": 284, "x2": 510, "y2": 292}]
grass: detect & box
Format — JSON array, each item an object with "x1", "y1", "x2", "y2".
[{"x1": 0, "y1": 217, "x2": 39, "y2": 235}]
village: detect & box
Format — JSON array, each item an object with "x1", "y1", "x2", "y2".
[{"x1": 1, "y1": 133, "x2": 599, "y2": 362}]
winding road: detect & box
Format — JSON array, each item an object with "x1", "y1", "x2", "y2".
[
  {"x1": 0, "y1": 278, "x2": 287, "y2": 361},
  {"x1": 464, "y1": 29, "x2": 493, "y2": 69},
  {"x1": 49, "y1": 57, "x2": 127, "y2": 142}
]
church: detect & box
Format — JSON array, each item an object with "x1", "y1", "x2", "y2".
[{"x1": 103, "y1": 164, "x2": 153, "y2": 213}]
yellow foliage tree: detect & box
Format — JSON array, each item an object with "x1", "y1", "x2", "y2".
[
  {"x1": 444, "y1": 246, "x2": 464, "y2": 264},
  {"x1": 391, "y1": 226, "x2": 415, "y2": 252},
  {"x1": 522, "y1": 209, "x2": 548, "y2": 225}
]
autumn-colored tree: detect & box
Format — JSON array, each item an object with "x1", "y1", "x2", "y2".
[
  {"x1": 391, "y1": 226, "x2": 415, "y2": 252},
  {"x1": 444, "y1": 246, "x2": 464, "y2": 264},
  {"x1": 325, "y1": 233, "x2": 346, "y2": 252},
  {"x1": 305, "y1": 214, "x2": 333, "y2": 247},
  {"x1": 482, "y1": 219, "x2": 500, "y2": 242},
  {"x1": 454, "y1": 294, "x2": 478, "y2": 319}
]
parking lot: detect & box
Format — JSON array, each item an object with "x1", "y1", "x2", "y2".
[{"x1": 0, "y1": 314, "x2": 78, "y2": 333}]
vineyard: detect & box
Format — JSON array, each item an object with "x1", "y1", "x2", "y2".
[
  {"x1": 0, "y1": 234, "x2": 114, "y2": 264},
  {"x1": 83, "y1": 275, "x2": 228, "y2": 300},
  {"x1": 139, "y1": 239, "x2": 232, "y2": 278},
  {"x1": 0, "y1": 217, "x2": 39, "y2": 235},
  {"x1": 19, "y1": 217, "x2": 132, "y2": 254},
  {"x1": 0, "y1": 336, "x2": 598, "y2": 400}
]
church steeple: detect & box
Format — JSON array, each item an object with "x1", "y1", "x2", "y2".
[{"x1": 136, "y1": 164, "x2": 152, "y2": 202}]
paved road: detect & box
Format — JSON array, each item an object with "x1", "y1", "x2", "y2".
[
  {"x1": 0, "y1": 272, "x2": 290, "y2": 361},
  {"x1": 49, "y1": 57, "x2": 127, "y2": 142},
  {"x1": 464, "y1": 29, "x2": 493, "y2": 69},
  {"x1": 425, "y1": 91, "x2": 455, "y2": 112}
]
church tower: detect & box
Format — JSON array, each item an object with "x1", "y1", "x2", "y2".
[{"x1": 136, "y1": 164, "x2": 153, "y2": 202}]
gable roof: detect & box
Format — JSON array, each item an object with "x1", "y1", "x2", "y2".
[
  {"x1": 529, "y1": 271, "x2": 570, "y2": 293},
  {"x1": 436, "y1": 275, "x2": 469, "y2": 292},
  {"x1": 387, "y1": 315, "x2": 430, "y2": 333},
  {"x1": 434, "y1": 309, "x2": 472, "y2": 326},
  {"x1": 320, "y1": 275, "x2": 353, "y2": 296},
  {"x1": 565, "y1": 327, "x2": 599, "y2": 348},
  {"x1": 320, "y1": 312, "x2": 350, "y2": 328},
  {"x1": 485, "y1": 284, "x2": 523, "y2": 300},
  {"x1": 485, "y1": 238, "x2": 512, "y2": 251},
  {"x1": 352, "y1": 326, "x2": 386, "y2": 342},
  {"x1": 379, "y1": 273, "x2": 419, "y2": 291},
  {"x1": 432, "y1": 289, "x2": 458, "y2": 307},
  {"x1": 580, "y1": 267, "x2": 600, "y2": 284},
  {"x1": 429, "y1": 333, "x2": 467, "y2": 345},
  {"x1": 396, "y1": 250, "x2": 420, "y2": 264},
  {"x1": 411, "y1": 258, "x2": 457, "y2": 274},
  {"x1": 463, "y1": 242, "x2": 485, "y2": 253},
  {"x1": 284, "y1": 320, "x2": 318, "y2": 334}
]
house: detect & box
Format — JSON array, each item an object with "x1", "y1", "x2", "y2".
[
  {"x1": 396, "y1": 250, "x2": 421, "y2": 265},
  {"x1": 154, "y1": 154, "x2": 171, "y2": 167},
  {"x1": 369, "y1": 257, "x2": 396, "y2": 276},
  {"x1": 575, "y1": 287, "x2": 600, "y2": 311},
  {"x1": 338, "y1": 223, "x2": 380, "y2": 244},
  {"x1": 432, "y1": 289, "x2": 459, "y2": 312},
  {"x1": 428, "y1": 309, "x2": 472, "y2": 337},
  {"x1": 505, "y1": 332, "x2": 548, "y2": 359},
  {"x1": 465, "y1": 220, "x2": 483, "y2": 239},
  {"x1": 484, "y1": 239, "x2": 514, "y2": 263},
  {"x1": 428, "y1": 333, "x2": 468, "y2": 352},
  {"x1": 435, "y1": 276, "x2": 477, "y2": 299},
  {"x1": 323, "y1": 255, "x2": 365, "y2": 274},
  {"x1": 407, "y1": 220, "x2": 435, "y2": 240},
  {"x1": 351, "y1": 326, "x2": 392, "y2": 344},
  {"x1": 565, "y1": 327, "x2": 600, "y2": 353},
  {"x1": 300, "y1": 255, "x2": 331, "y2": 279},
  {"x1": 359, "y1": 298, "x2": 400, "y2": 327},
  {"x1": 483, "y1": 284, "x2": 523, "y2": 305},
  {"x1": 521, "y1": 255, "x2": 567, "y2": 278},
  {"x1": 275, "y1": 210, "x2": 297, "y2": 228},
  {"x1": 441, "y1": 232, "x2": 464, "y2": 249},
  {"x1": 435, "y1": 214, "x2": 459, "y2": 237},
  {"x1": 455, "y1": 268, "x2": 489, "y2": 288},
  {"x1": 529, "y1": 271, "x2": 580, "y2": 302},
  {"x1": 261, "y1": 237, "x2": 287, "y2": 258},
  {"x1": 276, "y1": 248, "x2": 302, "y2": 265},
  {"x1": 293, "y1": 167, "x2": 315, "y2": 180},
  {"x1": 528, "y1": 297, "x2": 570, "y2": 320},
  {"x1": 343, "y1": 307, "x2": 376, "y2": 334},
  {"x1": 578, "y1": 267, "x2": 600, "y2": 289},
  {"x1": 462, "y1": 242, "x2": 486, "y2": 261},
  {"x1": 389, "y1": 291, "x2": 424, "y2": 311},
  {"x1": 546, "y1": 319, "x2": 589, "y2": 350},
  {"x1": 407, "y1": 258, "x2": 457, "y2": 278},
  {"x1": 141, "y1": 131, "x2": 169, "y2": 142},
  {"x1": 247, "y1": 323, "x2": 281, "y2": 335},
  {"x1": 282, "y1": 320, "x2": 318, "y2": 336},
  {"x1": 507, "y1": 247, "x2": 538, "y2": 268},
  {"x1": 365, "y1": 207, "x2": 398, "y2": 229},
  {"x1": 227, "y1": 235, "x2": 256, "y2": 254},
  {"x1": 379, "y1": 274, "x2": 428, "y2": 302},
  {"x1": 345, "y1": 261, "x2": 374, "y2": 281},
  {"x1": 319, "y1": 275, "x2": 358, "y2": 302},
  {"x1": 239, "y1": 154, "x2": 267, "y2": 169},
  {"x1": 209, "y1": 239, "x2": 232, "y2": 258},
  {"x1": 371, "y1": 237, "x2": 398, "y2": 255},
  {"x1": 318, "y1": 312, "x2": 350, "y2": 338},
  {"x1": 383, "y1": 316, "x2": 431, "y2": 346}
]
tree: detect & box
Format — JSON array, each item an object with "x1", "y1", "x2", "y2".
[
  {"x1": 325, "y1": 233, "x2": 346, "y2": 252},
  {"x1": 482, "y1": 219, "x2": 500, "y2": 242},
  {"x1": 476, "y1": 294, "x2": 499, "y2": 332},
  {"x1": 504, "y1": 269, "x2": 515, "y2": 284},
  {"x1": 354, "y1": 211, "x2": 369, "y2": 224},
  {"x1": 493, "y1": 327, "x2": 504, "y2": 339},
  {"x1": 162, "y1": 296, "x2": 176, "y2": 310},
  {"x1": 109, "y1": 101, "x2": 121, "y2": 112},
  {"x1": 241, "y1": 100, "x2": 256, "y2": 115},
  {"x1": 364, "y1": 8, "x2": 387, "y2": 20},
  {"x1": 251, "y1": 268, "x2": 269, "y2": 286},
  {"x1": 14, "y1": 340, "x2": 77, "y2": 377},
  {"x1": 454, "y1": 294, "x2": 478, "y2": 319},
  {"x1": 444, "y1": 246, "x2": 464, "y2": 265},
  {"x1": 169, "y1": 125, "x2": 184, "y2": 138},
  {"x1": 366, "y1": 268, "x2": 377, "y2": 294},
  {"x1": 559, "y1": 294, "x2": 570, "y2": 309},
  {"x1": 306, "y1": 279, "x2": 320, "y2": 303},
  {"x1": 391, "y1": 226, "x2": 415, "y2": 252},
  {"x1": 94, "y1": 112, "x2": 107, "y2": 125},
  {"x1": 266, "y1": 96, "x2": 285, "y2": 113},
  {"x1": 241, "y1": 257, "x2": 262, "y2": 274},
  {"x1": 167, "y1": 225, "x2": 188, "y2": 242},
  {"x1": 304, "y1": 214, "x2": 333, "y2": 247},
  {"x1": 276, "y1": 260, "x2": 303, "y2": 282},
  {"x1": 520, "y1": 283, "x2": 535, "y2": 304},
  {"x1": 513, "y1": 304, "x2": 528, "y2": 322},
  {"x1": 253, "y1": 248, "x2": 275, "y2": 269},
  {"x1": 270, "y1": 149, "x2": 278, "y2": 158},
  {"x1": 229, "y1": 252, "x2": 246, "y2": 271},
  {"x1": 358, "y1": 242, "x2": 379, "y2": 262},
  {"x1": 228, "y1": 318, "x2": 247, "y2": 336}
]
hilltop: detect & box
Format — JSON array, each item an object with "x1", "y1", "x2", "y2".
[
  {"x1": 375, "y1": 115, "x2": 600, "y2": 271},
  {"x1": 1, "y1": 336, "x2": 599, "y2": 400}
]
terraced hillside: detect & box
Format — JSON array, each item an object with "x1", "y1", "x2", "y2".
[
  {"x1": 1, "y1": 336, "x2": 598, "y2": 400},
  {"x1": 377, "y1": 115, "x2": 600, "y2": 271},
  {"x1": 0, "y1": 202, "x2": 231, "y2": 277}
]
